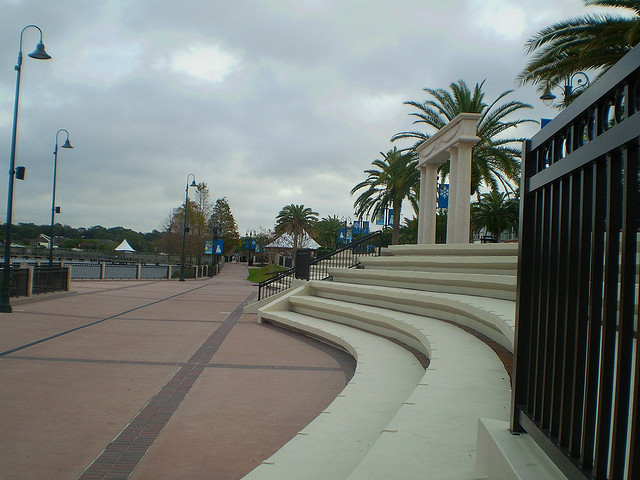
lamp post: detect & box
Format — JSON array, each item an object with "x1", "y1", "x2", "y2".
[
  {"x1": 246, "y1": 229, "x2": 256, "y2": 266},
  {"x1": 540, "y1": 72, "x2": 590, "y2": 107},
  {"x1": 210, "y1": 219, "x2": 221, "y2": 273},
  {"x1": 49, "y1": 129, "x2": 73, "y2": 266},
  {"x1": 180, "y1": 174, "x2": 197, "y2": 281},
  {"x1": 0, "y1": 25, "x2": 51, "y2": 313}
]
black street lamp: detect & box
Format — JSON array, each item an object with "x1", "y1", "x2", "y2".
[
  {"x1": 49, "y1": 129, "x2": 73, "y2": 266},
  {"x1": 540, "y1": 72, "x2": 590, "y2": 106},
  {"x1": 180, "y1": 173, "x2": 196, "y2": 281},
  {"x1": 1, "y1": 25, "x2": 52, "y2": 313},
  {"x1": 246, "y1": 229, "x2": 256, "y2": 266},
  {"x1": 210, "y1": 219, "x2": 221, "y2": 273}
]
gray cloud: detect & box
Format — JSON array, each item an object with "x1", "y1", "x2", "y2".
[{"x1": 0, "y1": 0, "x2": 613, "y2": 233}]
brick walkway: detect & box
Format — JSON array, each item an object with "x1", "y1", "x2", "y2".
[{"x1": 0, "y1": 263, "x2": 355, "y2": 480}]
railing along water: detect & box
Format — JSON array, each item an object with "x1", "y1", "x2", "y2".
[
  {"x1": 513, "y1": 45, "x2": 640, "y2": 479},
  {"x1": 33, "y1": 266, "x2": 68, "y2": 294},
  {"x1": 1, "y1": 265, "x2": 69, "y2": 297},
  {"x1": 258, "y1": 231, "x2": 383, "y2": 301}
]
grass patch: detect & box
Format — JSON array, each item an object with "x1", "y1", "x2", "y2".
[{"x1": 247, "y1": 264, "x2": 288, "y2": 283}]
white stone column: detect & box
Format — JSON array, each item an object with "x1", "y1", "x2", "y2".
[
  {"x1": 451, "y1": 142, "x2": 474, "y2": 243},
  {"x1": 417, "y1": 165, "x2": 427, "y2": 244},
  {"x1": 446, "y1": 147, "x2": 458, "y2": 243},
  {"x1": 418, "y1": 163, "x2": 439, "y2": 244}
]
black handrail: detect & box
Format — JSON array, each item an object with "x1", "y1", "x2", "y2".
[{"x1": 258, "y1": 231, "x2": 383, "y2": 301}]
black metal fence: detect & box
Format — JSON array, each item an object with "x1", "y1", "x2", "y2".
[
  {"x1": 33, "y1": 266, "x2": 69, "y2": 294},
  {"x1": 513, "y1": 46, "x2": 640, "y2": 479},
  {"x1": 258, "y1": 231, "x2": 383, "y2": 301},
  {"x1": 3, "y1": 265, "x2": 70, "y2": 297}
]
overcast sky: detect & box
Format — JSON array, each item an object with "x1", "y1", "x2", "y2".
[{"x1": 0, "y1": 0, "x2": 618, "y2": 234}]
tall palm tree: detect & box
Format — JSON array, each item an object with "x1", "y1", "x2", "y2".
[
  {"x1": 275, "y1": 204, "x2": 319, "y2": 252},
  {"x1": 315, "y1": 215, "x2": 343, "y2": 248},
  {"x1": 470, "y1": 191, "x2": 519, "y2": 240},
  {"x1": 519, "y1": 0, "x2": 640, "y2": 92},
  {"x1": 392, "y1": 80, "x2": 534, "y2": 196},
  {"x1": 351, "y1": 147, "x2": 419, "y2": 245}
]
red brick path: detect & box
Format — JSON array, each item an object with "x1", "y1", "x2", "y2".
[{"x1": 0, "y1": 263, "x2": 354, "y2": 480}]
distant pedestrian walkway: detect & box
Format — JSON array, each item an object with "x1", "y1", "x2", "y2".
[{"x1": 0, "y1": 263, "x2": 354, "y2": 480}]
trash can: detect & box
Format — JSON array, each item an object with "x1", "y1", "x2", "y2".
[{"x1": 295, "y1": 249, "x2": 311, "y2": 280}]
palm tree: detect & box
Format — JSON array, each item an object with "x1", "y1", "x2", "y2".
[
  {"x1": 470, "y1": 191, "x2": 519, "y2": 241},
  {"x1": 519, "y1": 0, "x2": 640, "y2": 93},
  {"x1": 315, "y1": 215, "x2": 343, "y2": 248},
  {"x1": 399, "y1": 216, "x2": 418, "y2": 245},
  {"x1": 392, "y1": 80, "x2": 534, "y2": 196},
  {"x1": 351, "y1": 147, "x2": 419, "y2": 245},
  {"x1": 275, "y1": 204, "x2": 319, "y2": 253}
]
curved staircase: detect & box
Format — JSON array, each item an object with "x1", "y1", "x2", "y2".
[{"x1": 243, "y1": 243, "x2": 519, "y2": 479}]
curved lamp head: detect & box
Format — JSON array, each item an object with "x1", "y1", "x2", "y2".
[
  {"x1": 189, "y1": 179, "x2": 197, "y2": 187},
  {"x1": 28, "y1": 41, "x2": 51, "y2": 60},
  {"x1": 61, "y1": 138, "x2": 73, "y2": 149},
  {"x1": 540, "y1": 85, "x2": 556, "y2": 106},
  {"x1": 540, "y1": 82, "x2": 557, "y2": 106}
]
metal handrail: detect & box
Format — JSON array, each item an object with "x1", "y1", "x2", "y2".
[{"x1": 258, "y1": 231, "x2": 383, "y2": 301}]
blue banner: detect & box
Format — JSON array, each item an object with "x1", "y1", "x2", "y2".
[
  {"x1": 215, "y1": 239, "x2": 223, "y2": 255},
  {"x1": 437, "y1": 184, "x2": 449, "y2": 209},
  {"x1": 204, "y1": 240, "x2": 213, "y2": 255},
  {"x1": 362, "y1": 221, "x2": 369, "y2": 234},
  {"x1": 352, "y1": 221, "x2": 360, "y2": 235},
  {"x1": 375, "y1": 213, "x2": 384, "y2": 225},
  {"x1": 338, "y1": 228, "x2": 346, "y2": 242}
]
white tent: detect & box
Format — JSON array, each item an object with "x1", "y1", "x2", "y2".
[
  {"x1": 266, "y1": 232, "x2": 320, "y2": 249},
  {"x1": 115, "y1": 239, "x2": 136, "y2": 252}
]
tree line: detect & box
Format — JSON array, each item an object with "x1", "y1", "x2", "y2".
[
  {"x1": 2, "y1": 223, "x2": 162, "y2": 253},
  {"x1": 3, "y1": 183, "x2": 243, "y2": 260}
]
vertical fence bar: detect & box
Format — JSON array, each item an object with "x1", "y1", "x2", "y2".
[
  {"x1": 512, "y1": 140, "x2": 536, "y2": 432},
  {"x1": 528, "y1": 175, "x2": 545, "y2": 417},
  {"x1": 610, "y1": 141, "x2": 638, "y2": 479},
  {"x1": 594, "y1": 151, "x2": 623, "y2": 479},
  {"x1": 569, "y1": 167, "x2": 592, "y2": 459},
  {"x1": 554, "y1": 174, "x2": 572, "y2": 443},
  {"x1": 582, "y1": 159, "x2": 607, "y2": 472},
  {"x1": 546, "y1": 180, "x2": 562, "y2": 437},
  {"x1": 536, "y1": 185, "x2": 553, "y2": 423}
]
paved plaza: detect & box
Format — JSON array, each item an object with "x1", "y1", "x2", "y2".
[{"x1": 0, "y1": 263, "x2": 355, "y2": 480}]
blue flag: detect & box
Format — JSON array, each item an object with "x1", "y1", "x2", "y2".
[
  {"x1": 437, "y1": 184, "x2": 449, "y2": 209},
  {"x1": 215, "y1": 239, "x2": 223, "y2": 255}
]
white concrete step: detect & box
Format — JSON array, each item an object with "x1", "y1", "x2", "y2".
[
  {"x1": 308, "y1": 280, "x2": 515, "y2": 352},
  {"x1": 383, "y1": 243, "x2": 518, "y2": 257},
  {"x1": 329, "y1": 267, "x2": 517, "y2": 301},
  {"x1": 347, "y1": 315, "x2": 511, "y2": 480},
  {"x1": 359, "y1": 255, "x2": 517, "y2": 275},
  {"x1": 253, "y1": 287, "x2": 511, "y2": 479},
  {"x1": 247, "y1": 309, "x2": 425, "y2": 480},
  {"x1": 476, "y1": 418, "x2": 567, "y2": 480}
]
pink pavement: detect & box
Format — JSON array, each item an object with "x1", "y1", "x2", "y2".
[{"x1": 0, "y1": 262, "x2": 354, "y2": 480}]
